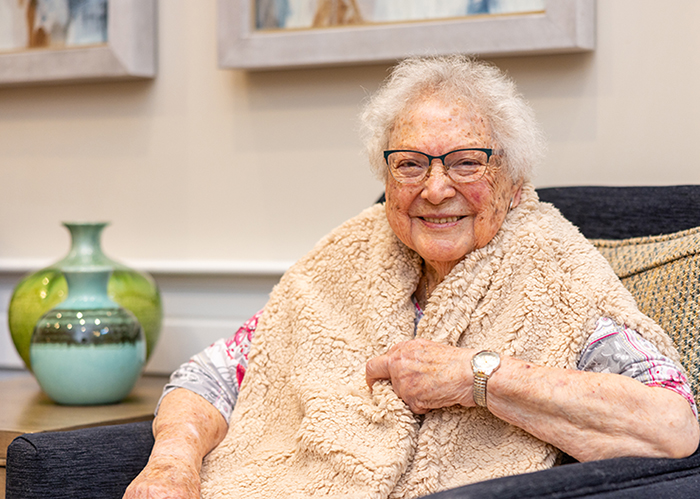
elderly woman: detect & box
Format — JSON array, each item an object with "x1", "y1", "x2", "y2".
[{"x1": 125, "y1": 56, "x2": 699, "y2": 499}]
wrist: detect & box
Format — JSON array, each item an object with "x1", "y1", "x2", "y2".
[
  {"x1": 470, "y1": 350, "x2": 501, "y2": 408},
  {"x1": 150, "y1": 441, "x2": 203, "y2": 468},
  {"x1": 482, "y1": 356, "x2": 537, "y2": 418},
  {"x1": 151, "y1": 422, "x2": 211, "y2": 468}
]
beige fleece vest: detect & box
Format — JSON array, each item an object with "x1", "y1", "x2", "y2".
[{"x1": 200, "y1": 184, "x2": 679, "y2": 499}]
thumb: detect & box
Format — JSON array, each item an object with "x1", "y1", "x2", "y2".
[{"x1": 365, "y1": 354, "x2": 391, "y2": 390}]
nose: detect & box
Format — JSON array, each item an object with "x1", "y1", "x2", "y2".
[{"x1": 421, "y1": 161, "x2": 456, "y2": 204}]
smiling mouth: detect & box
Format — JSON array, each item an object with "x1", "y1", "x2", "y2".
[{"x1": 421, "y1": 216, "x2": 463, "y2": 224}]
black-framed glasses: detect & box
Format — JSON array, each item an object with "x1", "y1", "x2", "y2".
[{"x1": 383, "y1": 148, "x2": 494, "y2": 184}]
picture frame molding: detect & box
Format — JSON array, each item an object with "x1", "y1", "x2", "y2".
[
  {"x1": 0, "y1": 0, "x2": 157, "y2": 87},
  {"x1": 218, "y1": 0, "x2": 595, "y2": 70}
]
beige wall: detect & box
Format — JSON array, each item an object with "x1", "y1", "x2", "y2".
[{"x1": 1, "y1": 0, "x2": 699, "y2": 266}]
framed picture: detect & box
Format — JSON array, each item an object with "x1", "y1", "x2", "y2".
[
  {"x1": 0, "y1": 0, "x2": 156, "y2": 87},
  {"x1": 218, "y1": 0, "x2": 594, "y2": 70}
]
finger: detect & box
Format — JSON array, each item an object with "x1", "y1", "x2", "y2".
[
  {"x1": 409, "y1": 403, "x2": 429, "y2": 415},
  {"x1": 365, "y1": 354, "x2": 391, "y2": 390}
]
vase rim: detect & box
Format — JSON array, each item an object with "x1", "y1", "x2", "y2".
[{"x1": 62, "y1": 222, "x2": 110, "y2": 227}]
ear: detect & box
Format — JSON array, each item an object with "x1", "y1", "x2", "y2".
[{"x1": 510, "y1": 181, "x2": 524, "y2": 210}]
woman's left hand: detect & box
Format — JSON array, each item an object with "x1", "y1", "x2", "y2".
[
  {"x1": 368, "y1": 339, "x2": 700, "y2": 461},
  {"x1": 366, "y1": 339, "x2": 476, "y2": 414}
]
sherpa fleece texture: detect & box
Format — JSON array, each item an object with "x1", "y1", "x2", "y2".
[{"x1": 200, "y1": 183, "x2": 680, "y2": 499}]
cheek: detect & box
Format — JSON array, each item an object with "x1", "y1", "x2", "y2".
[
  {"x1": 385, "y1": 184, "x2": 400, "y2": 215},
  {"x1": 470, "y1": 176, "x2": 513, "y2": 245},
  {"x1": 467, "y1": 188, "x2": 487, "y2": 208},
  {"x1": 384, "y1": 185, "x2": 410, "y2": 233},
  {"x1": 460, "y1": 184, "x2": 497, "y2": 219},
  {"x1": 385, "y1": 181, "x2": 415, "y2": 216},
  {"x1": 485, "y1": 190, "x2": 508, "y2": 219},
  {"x1": 480, "y1": 174, "x2": 512, "y2": 216}
]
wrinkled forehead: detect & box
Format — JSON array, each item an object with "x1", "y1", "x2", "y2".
[{"x1": 388, "y1": 96, "x2": 494, "y2": 150}]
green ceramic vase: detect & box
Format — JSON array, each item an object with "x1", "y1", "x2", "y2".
[
  {"x1": 30, "y1": 269, "x2": 146, "y2": 405},
  {"x1": 8, "y1": 222, "x2": 162, "y2": 371}
]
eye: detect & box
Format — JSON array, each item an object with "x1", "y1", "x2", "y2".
[
  {"x1": 446, "y1": 151, "x2": 488, "y2": 172},
  {"x1": 448, "y1": 159, "x2": 482, "y2": 174},
  {"x1": 452, "y1": 158, "x2": 481, "y2": 167},
  {"x1": 388, "y1": 153, "x2": 428, "y2": 178},
  {"x1": 395, "y1": 158, "x2": 424, "y2": 170}
]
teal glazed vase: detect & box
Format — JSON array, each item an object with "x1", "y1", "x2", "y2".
[
  {"x1": 30, "y1": 269, "x2": 146, "y2": 405},
  {"x1": 8, "y1": 222, "x2": 162, "y2": 373}
]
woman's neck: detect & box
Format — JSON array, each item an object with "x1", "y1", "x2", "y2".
[{"x1": 418, "y1": 260, "x2": 456, "y2": 307}]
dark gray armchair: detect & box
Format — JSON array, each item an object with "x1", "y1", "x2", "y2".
[{"x1": 7, "y1": 185, "x2": 700, "y2": 499}]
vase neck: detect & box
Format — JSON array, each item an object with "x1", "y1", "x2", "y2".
[
  {"x1": 61, "y1": 223, "x2": 112, "y2": 269},
  {"x1": 56, "y1": 270, "x2": 121, "y2": 310}
]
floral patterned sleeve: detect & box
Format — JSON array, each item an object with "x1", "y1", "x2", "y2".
[
  {"x1": 578, "y1": 317, "x2": 698, "y2": 418},
  {"x1": 155, "y1": 310, "x2": 261, "y2": 424}
]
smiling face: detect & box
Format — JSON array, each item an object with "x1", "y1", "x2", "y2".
[{"x1": 385, "y1": 96, "x2": 522, "y2": 280}]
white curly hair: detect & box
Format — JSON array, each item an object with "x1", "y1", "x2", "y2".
[{"x1": 359, "y1": 55, "x2": 546, "y2": 182}]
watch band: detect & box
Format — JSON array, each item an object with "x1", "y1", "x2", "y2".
[
  {"x1": 471, "y1": 350, "x2": 500, "y2": 408},
  {"x1": 473, "y1": 372, "x2": 489, "y2": 407}
]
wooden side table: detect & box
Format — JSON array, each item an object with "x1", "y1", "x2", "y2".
[{"x1": 0, "y1": 373, "x2": 167, "y2": 499}]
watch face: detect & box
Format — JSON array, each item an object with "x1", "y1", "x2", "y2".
[{"x1": 473, "y1": 351, "x2": 500, "y2": 374}]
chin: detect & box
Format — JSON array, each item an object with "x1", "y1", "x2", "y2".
[{"x1": 418, "y1": 247, "x2": 472, "y2": 265}]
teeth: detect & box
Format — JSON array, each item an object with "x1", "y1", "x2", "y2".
[{"x1": 424, "y1": 216, "x2": 460, "y2": 224}]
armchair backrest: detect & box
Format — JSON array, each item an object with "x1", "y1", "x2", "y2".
[{"x1": 536, "y1": 185, "x2": 700, "y2": 239}]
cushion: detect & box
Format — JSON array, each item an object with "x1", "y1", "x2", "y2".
[
  {"x1": 590, "y1": 227, "x2": 700, "y2": 406},
  {"x1": 5, "y1": 420, "x2": 154, "y2": 499}
]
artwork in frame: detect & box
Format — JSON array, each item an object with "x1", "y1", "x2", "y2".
[
  {"x1": 0, "y1": 0, "x2": 156, "y2": 87},
  {"x1": 218, "y1": 0, "x2": 595, "y2": 70}
]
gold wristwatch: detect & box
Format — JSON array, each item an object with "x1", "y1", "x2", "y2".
[{"x1": 471, "y1": 350, "x2": 501, "y2": 408}]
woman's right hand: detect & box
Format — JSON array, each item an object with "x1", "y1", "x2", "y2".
[{"x1": 123, "y1": 456, "x2": 201, "y2": 499}]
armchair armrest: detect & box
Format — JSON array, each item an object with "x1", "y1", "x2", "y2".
[
  {"x1": 5, "y1": 420, "x2": 154, "y2": 499},
  {"x1": 426, "y1": 446, "x2": 700, "y2": 498}
]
